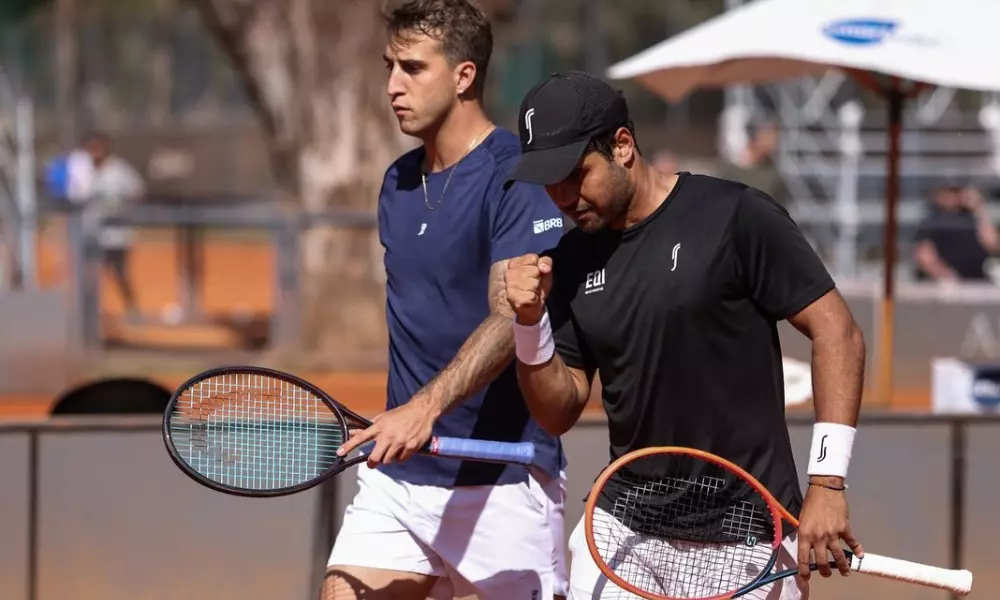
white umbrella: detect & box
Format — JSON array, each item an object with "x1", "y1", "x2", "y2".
[{"x1": 607, "y1": 0, "x2": 1000, "y2": 405}]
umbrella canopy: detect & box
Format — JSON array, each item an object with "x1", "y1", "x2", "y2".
[
  {"x1": 608, "y1": 0, "x2": 1000, "y2": 101},
  {"x1": 606, "y1": 0, "x2": 1000, "y2": 406}
]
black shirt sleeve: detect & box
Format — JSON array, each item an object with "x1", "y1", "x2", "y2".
[
  {"x1": 732, "y1": 187, "x2": 836, "y2": 321},
  {"x1": 915, "y1": 218, "x2": 932, "y2": 243},
  {"x1": 914, "y1": 214, "x2": 942, "y2": 245},
  {"x1": 542, "y1": 243, "x2": 597, "y2": 376}
]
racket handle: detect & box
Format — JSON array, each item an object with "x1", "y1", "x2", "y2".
[
  {"x1": 851, "y1": 552, "x2": 973, "y2": 596},
  {"x1": 429, "y1": 437, "x2": 535, "y2": 465}
]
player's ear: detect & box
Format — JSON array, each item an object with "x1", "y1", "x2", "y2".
[
  {"x1": 455, "y1": 61, "x2": 477, "y2": 98},
  {"x1": 614, "y1": 127, "x2": 636, "y2": 167}
]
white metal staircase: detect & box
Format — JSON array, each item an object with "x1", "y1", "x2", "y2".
[
  {"x1": 721, "y1": 72, "x2": 1000, "y2": 281},
  {"x1": 717, "y1": 0, "x2": 1000, "y2": 282}
]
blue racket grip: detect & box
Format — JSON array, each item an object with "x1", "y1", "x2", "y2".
[{"x1": 430, "y1": 437, "x2": 535, "y2": 465}]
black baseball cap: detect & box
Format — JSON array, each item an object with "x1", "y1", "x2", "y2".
[{"x1": 506, "y1": 71, "x2": 630, "y2": 187}]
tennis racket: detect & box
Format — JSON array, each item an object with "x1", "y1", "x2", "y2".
[
  {"x1": 584, "y1": 446, "x2": 973, "y2": 599},
  {"x1": 162, "y1": 365, "x2": 535, "y2": 497}
]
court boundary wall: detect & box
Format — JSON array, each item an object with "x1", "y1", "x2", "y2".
[{"x1": 1, "y1": 412, "x2": 997, "y2": 600}]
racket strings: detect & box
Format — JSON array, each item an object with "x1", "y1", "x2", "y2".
[
  {"x1": 169, "y1": 372, "x2": 346, "y2": 490},
  {"x1": 593, "y1": 457, "x2": 779, "y2": 599}
]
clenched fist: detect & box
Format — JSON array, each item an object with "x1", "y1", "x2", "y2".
[{"x1": 504, "y1": 254, "x2": 553, "y2": 325}]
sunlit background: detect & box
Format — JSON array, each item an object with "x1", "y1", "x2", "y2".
[{"x1": 0, "y1": 1, "x2": 997, "y2": 599}]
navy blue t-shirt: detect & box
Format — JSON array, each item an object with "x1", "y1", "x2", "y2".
[{"x1": 377, "y1": 127, "x2": 567, "y2": 487}]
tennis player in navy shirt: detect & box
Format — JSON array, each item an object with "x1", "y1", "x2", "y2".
[{"x1": 326, "y1": 2, "x2": 568, "y2": 600}]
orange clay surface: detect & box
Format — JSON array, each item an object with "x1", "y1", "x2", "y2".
[{"x1": 0, "y1": 221, "x2": 925, "y2": 418}]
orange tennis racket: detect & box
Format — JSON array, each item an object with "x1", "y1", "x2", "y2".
[{"x1": 584, "y1": 446, "x2": 973, "y2": 599}]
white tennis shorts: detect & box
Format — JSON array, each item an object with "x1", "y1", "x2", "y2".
[
  {"x1": 567, "y1": 507, "x2": 809, "y2": 600},
  {"x1": 328, "y1": 463, "x2": 568, "y2": 600}
]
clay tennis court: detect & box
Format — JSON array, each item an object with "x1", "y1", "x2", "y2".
[
  {"x1": 0, "y1": 223, "x2": 386, "y2": 415},
  {"x1": 0, "y1": 221, "x2": 917, "y2": 418},
  {"x1": 0, "y1": 222, "x2": 607, "y2": 418}
]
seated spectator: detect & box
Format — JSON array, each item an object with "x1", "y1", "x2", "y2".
[
  {"x1": 914, "y1": 179, "x2": 1000, "y2": 282},
  {"x1": 715, "y1": 121, "x2": 788, "y2": 206},
  {"x1": 652, "y1": 149, "x2": 679, "y2": 175}
]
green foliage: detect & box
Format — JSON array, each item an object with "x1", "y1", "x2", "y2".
[
  {"x1": 0, "y1": 0, "x2": 48, "y2": 22},
  {"x1": 0, "y1": 0, "x2": 167, "y2": 22},
  {"x1": 85, "y1": 0, "x2": 166, "y2": 14}
]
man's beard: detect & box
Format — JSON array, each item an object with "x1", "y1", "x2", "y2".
[{"x1": 577, "y1": 163, "x2": 633, "y2": 233}]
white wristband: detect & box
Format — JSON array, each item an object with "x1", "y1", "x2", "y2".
[
  {"x1": 513, "y1": 311, "x2": 555, "y2": 365},
  {"x1": 807, "y1": 422, "x2": 856, "y2": 478}
]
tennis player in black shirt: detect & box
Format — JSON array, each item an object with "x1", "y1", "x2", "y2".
[{"x1": 502, "y1": 71, "x2": 867, "y2": 599}]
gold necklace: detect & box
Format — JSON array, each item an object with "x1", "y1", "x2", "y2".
[{"x1": 421, "y1": 123, "x2": 494, "y2": 211}]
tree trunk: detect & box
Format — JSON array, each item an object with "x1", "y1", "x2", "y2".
[
  {"x1": 148, "y1": 0, "x2": 175, "y2": 127},
  {"x1": 194, "y1": 0, "x2": 411, "y2": 367},
  {"x1": 54, "y1": 0, "x2": 78, "y2": 148}
]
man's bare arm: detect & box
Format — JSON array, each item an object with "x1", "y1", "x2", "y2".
[
  {"x1": 516, "y1": 355, "x2": 592, "y2": 437},
  {"x1": 788, "y1": 288, "x2": 867, "y2": 578},
  {"x1": 417, "y1": 259, "x2": 517, "y2": 416},
  {"x1": 787, "y1": 288, "x2": 865, "y2": 487},
  {"x1": 504, "y1": 253, "x2": 593, "y2": 436},
  {"x1": 914, "y1": 240, "x2": 959, "y2": 282},
  {"x1": 336, "y1": 260, "x2": 520, "y2": 463},
  {"x1": 787, "y1": 288, "x2": 865, "y2": 426}
]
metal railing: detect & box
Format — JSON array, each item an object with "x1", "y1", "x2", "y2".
[
  {"x1": 42, "y1": 200, "x2": 1000, "y2": 390},
  {"x1": 58, "y1": 198, "x2": 378, "y2": 352}
]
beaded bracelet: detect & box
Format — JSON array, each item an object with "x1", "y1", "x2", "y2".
[{"x1": 808, "y1": 481, "x2": 849, "y2": 491}]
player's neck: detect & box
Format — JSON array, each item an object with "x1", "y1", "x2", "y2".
[
  {"x1": 421, "y1": 102, "x2": 494, "y2": 174},
  {"x1": 625, "y1": 160, "x2": 679, "y2": 228}
]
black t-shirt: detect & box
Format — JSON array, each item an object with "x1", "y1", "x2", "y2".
[
  {"x1": 545, "y1": 172, "x2": 835, "y2": 525},
  {"x1": 914, "y1": 209, "x2": 990, "y2": 280}
]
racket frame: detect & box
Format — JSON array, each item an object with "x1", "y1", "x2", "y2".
[
  {"x1": 162, "y1": 365, "x2": 362, "y2": 498},
  {"x1": 583, "y1": 446, "x2": 786, "y2": 600},
  {"x1": 163, "y1": 365, "x2": 537, "y2": 498},
  {"x1": 584, "y1": 446, "x2": 973, "y2": 599}
]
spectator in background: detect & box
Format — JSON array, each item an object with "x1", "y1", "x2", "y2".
[
  {"x1": 652, "y1": 149, "x2": 678, "y2": 175},
  {"x1": 67, "y1": 132, "x2": 145, "y2": 318},
  {"x1": 716, "y1": 120, "x2": 788, "y2": 206},
  {"x1": 652, "y1": 148, "x2": 717, "y2": 179},
  {"x1": 914, "y1": 179, "x2": 1000, "y2": 283}
]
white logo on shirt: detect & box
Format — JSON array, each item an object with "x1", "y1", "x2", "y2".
[
  {"x1": 671, "y1": 243, "x2": 681, "y2": 271},
  {"x1": 418, "y1": 223, "x2": 427, "y2": 236},
  {"x1": 585, "y1": 269, "x2": 606, "y2": 294},
  {"x1": 525, "y1": 108, "x2": 535, "y2": 145},
  {"x1": 533, "y1": 217, "x2": 563, "y2": 234}
]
